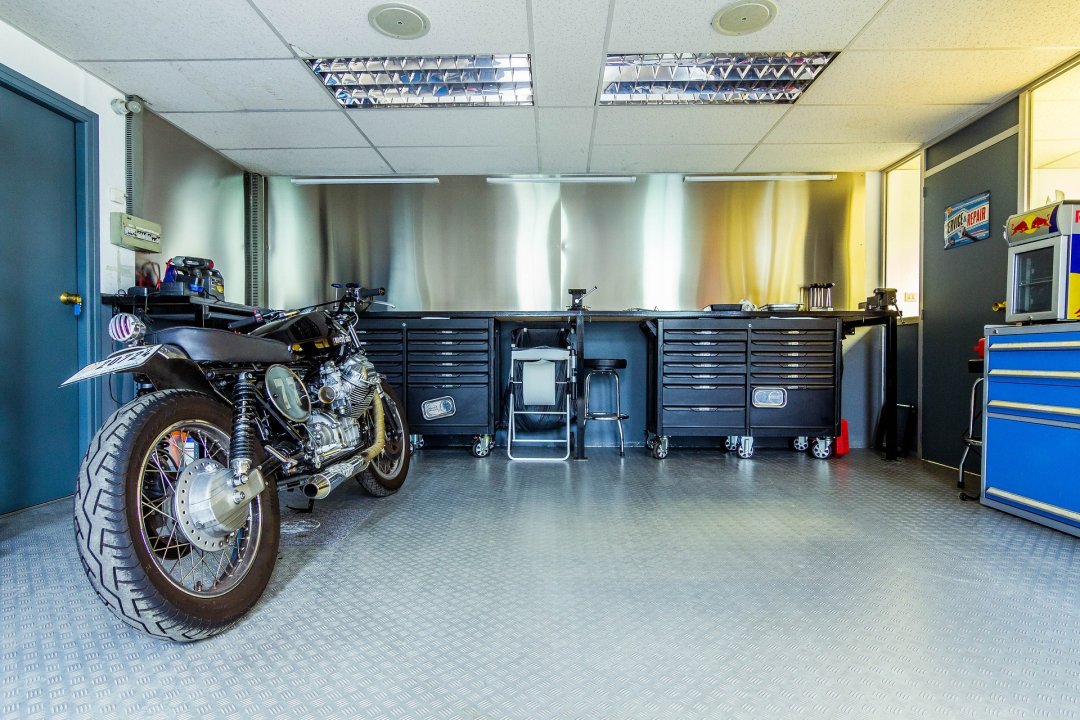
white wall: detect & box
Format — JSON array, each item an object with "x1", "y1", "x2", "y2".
[{"x1": 0, "y1": 19, "x2": 130, "y2": 293}]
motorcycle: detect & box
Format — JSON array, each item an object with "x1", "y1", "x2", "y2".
[{"x1": 62, "y1": 284, "x2": 409, "y2": 641}]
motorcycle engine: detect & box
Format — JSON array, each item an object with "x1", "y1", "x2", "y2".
[
  {"x1": 305, "y1": 411, "x2": 361, "y2": 467},
  {"x1": 318, "y1": 355, "x2": 379, "y2": 418},
  {"x1": 304, "y1": 354, "x2": 381, "y2": 467}
]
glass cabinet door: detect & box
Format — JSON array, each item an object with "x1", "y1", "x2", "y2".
[{"x1": 1014, "y1": 245, "x2": 1056, "y2": 315}]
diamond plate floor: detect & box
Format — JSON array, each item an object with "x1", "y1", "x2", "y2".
[{"x1": 3, "y1": 449, "x2": 1080, "y2": 719}]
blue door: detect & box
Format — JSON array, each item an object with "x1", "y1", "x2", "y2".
[{"x1": 0, "y1": 82, "x2": 81, "y2": 514}]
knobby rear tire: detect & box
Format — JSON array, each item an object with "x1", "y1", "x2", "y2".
[{"x1": 74, "y1": 389, "x2": 280, "y2": 642}]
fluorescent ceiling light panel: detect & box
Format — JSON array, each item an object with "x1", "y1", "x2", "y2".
[
  {"x1": 684, "y1": 174, "x2": 837, "y2": 182},
  {"x1": 600, "y1": 52, "x2": 838, "y2": 105},
  {"x1": 486, "y1": 175, "x2": 637, "y2": 184},
  {"x1": 290, "y1": 177, "x2": 440, "y2": 185},
  {"x1": 308, "y1": 55, "x2": 533, "y2": 108}
]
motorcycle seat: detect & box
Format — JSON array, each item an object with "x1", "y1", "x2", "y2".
[{"x1": 147, "y1": 327, "x2": 294, "y2": 364}]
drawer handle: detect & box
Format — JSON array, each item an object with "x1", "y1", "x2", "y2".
[
  {"x1": 988, "y1": 400, "x2": 1080, "y2": 417},
  {"x1": 692, "y1": 330, "x2": 720, "y2": 335},
  {"x1": 989, "y1": 340, "x2": 1080, "y2": 350},
  {"x1": 989, "y1": 369, "x2": 1080, "y2": 380},
  {"x1": 984, "y1": 487, "x2": 1080, "y2": 524},
  {"x1": 692, "y1": 374, "x2": 720, "y2": 379},
  {"x1": 691, "y1": 385, "x2": 715, "y2": 389}
]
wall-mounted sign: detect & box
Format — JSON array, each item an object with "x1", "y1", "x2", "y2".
[{"x1": 944, "y1": 191, "x2": 991, "y2": 249}]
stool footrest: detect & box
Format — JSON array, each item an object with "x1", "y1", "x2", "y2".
[{"x1": 586, "y1": 412, "x2": 629, "y2": 420}]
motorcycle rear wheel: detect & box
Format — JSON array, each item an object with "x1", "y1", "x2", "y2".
[
  {"x1": 357, "y1": 383, "x2": 410, "y2": 496},
  {"x1": 74, "y1": 389, "x2": 280, "y2": 642}
]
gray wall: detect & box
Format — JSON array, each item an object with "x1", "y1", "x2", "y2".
[
  {"x1": 921, "y1": 100, "x2": 1018, "y2": 467},
  {"x1": 140, "y1": 112, "x2": 246, "y2": 303},
  {"x1": 266, "y1": 174, "x2": 869, "y2": 313}
]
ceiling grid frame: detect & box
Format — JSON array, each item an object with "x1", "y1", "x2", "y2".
[{"x1": 2, "y1": 0, "x2": 1079, "y2": 176}]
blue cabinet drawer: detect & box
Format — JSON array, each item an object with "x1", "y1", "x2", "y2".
[
  {"x1": 987, "y1": 333, "x2": 1080, "y2": 372},
  {"x1": 984, "y1": 415, "x2": 1080, "y2": 529},
  {"x1": 986, "y1": 377, "x2": 1080, "y2": 415}
]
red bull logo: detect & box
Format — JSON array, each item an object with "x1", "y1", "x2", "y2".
[{"x1": 1008, "y1": 206, "x2": 1056, "y2": 238}]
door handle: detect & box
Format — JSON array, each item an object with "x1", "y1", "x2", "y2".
[{"x1": 59, "y1": 291, "x2": 82, "y2": 305}]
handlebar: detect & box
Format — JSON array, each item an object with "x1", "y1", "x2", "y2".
[
  {"x1": 228, "y1": 285, "x2": 388, "y2": 332},
  {"x1": 228, "y1": 313, "x2": 267, "y2": 331}
]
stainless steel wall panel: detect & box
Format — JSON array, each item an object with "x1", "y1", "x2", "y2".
[
  {"x1": 142, "y1": 112, "x2": 245, "y2": 303},
  {"x1": 267, "y1": 174, "x2": 865, "y2": 312}
]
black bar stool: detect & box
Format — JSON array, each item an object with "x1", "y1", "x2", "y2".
[{"x1": 583, "y1": 358, "x2": 629, "y2": 455}]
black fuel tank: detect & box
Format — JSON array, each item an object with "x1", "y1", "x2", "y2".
[{"x1": 252, "y1": 312, "x2": 330, "y2": 345}]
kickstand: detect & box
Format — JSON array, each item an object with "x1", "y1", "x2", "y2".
[{"x1": 287, "y1": 497, "x2": 315, "y2": 514}]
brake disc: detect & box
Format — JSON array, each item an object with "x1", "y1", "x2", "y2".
[{"x1": 173, "y1": 458, "x2": 248, "y2": 552}]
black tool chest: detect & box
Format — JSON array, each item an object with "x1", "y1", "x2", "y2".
[
  {"x1": 645, "y1": 317, "x2": 842, "y2": 458},
  {"x1": 354, "y1": 316, "x2": 497, "y2": 453}
]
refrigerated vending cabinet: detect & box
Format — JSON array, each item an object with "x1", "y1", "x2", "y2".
[{"x1": 982, "y1": 323, "x2": 1080, "y2": 536}]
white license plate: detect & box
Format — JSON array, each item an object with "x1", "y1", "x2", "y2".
[{"x1": 61, "y1": 345, "x2": 163, "y2": 386}]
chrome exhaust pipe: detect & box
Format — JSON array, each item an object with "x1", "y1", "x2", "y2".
[{"x1": 300, "y1": 455, "x2": 370, "y2": 500}]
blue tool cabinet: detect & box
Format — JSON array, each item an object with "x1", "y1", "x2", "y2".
[{"x1": 982, "y1": 323, "x2": 1080, "y2": 536}]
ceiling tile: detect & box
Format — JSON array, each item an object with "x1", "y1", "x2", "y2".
[
  {"x1": 220, "y1": 148, "x2": 391, "y2": 176},
  {"x1": 851, "y1": 0, "x2": 1080, "y2": 49},
  {"x1": 80, "y1": 60, "x2": 336, "y2": 112},
  {"x1": 738, "y1": 143, "x2": 922, "y2": 172},
  {"x1": 538, "y1": 108, "x2": 593, "y2": 173},
  {"x1": 594, "y1": 106, "x2": 789, "y2": 145},
  {"x1": 1033, "y1": 68, "x2": 1080, "y2": 101},
  {"x1": 251, "y1": 0, "x2": 530, "y2": 56},
  {"x1": 1033, "y1": 100, "x2": 1080, "y2": 140},
  {"x1": 801, "y1": 49, "x2": 1078, "y2": 106},
  {"x1": 590, "y1": 145, "x2": 754, "y2": 173},
  {"x1": 1033, "y1": 141, "x2": 1080, "y2": 168},
  {"x1": 0, "y1": 0, "x2": 290, "y2": 60},
  {"x1": 161, "y1": 111, "x2": 369, "y2": 150},
  {"x1": 1043, "y1": 150, "x2": 1080, "y2": 170},
  {"x1": 353, "y1": 108, "x2": 536, "y2": 147},
  {"x1": 608, "y1": 0, "x2": 889, "y2": 52},
  {"x1": 380, "y1": 146, "x2": 539, "y2": 174},
  {"x1": 765, "y1": 104, "x2": 984, "y2": 144},
  {"x1": 531, "y1": 0, "x2": 608, "y2": 106}
]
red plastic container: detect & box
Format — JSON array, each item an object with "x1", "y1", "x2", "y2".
[{"x1": 835, "y1": 419, "x2": 850, "y2": 456}]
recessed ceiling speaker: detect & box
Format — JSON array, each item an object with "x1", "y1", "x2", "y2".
[
  {"x1": 369, "y1": 4, "x2": 431, "y2": 40},
  {"x1": 712, "y1": 0, "x2": 778, "y2": 35}
]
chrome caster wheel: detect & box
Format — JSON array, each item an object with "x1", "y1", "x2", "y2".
[{"x1": 811, "y1": 437, "x2": 833, "y2": 459}]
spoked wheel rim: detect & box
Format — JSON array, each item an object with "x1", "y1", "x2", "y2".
[{"x1": 136, "y1": 420, "x2": 264, "y2": 598}]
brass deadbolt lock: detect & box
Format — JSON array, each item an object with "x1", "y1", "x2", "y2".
[{"x1": 59, "y1": 291, "x2": 83, "y2": 306}]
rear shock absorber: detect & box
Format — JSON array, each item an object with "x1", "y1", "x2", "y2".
[{"x1": 230, "y1": 372, "x2": 256, "y2": 481}]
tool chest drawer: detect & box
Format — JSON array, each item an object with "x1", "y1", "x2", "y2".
[
  {"x1": 406, "y1": 384, "x2": 490, "y2": 428},
  {"x1": 662, "y1": 385, "x2": 745, "y2": 407},
  {"x1": 749, "y1": 387, "x2": 836, "y2": 430},
  {"x1": 982, "y1": 324, "x2": 1080, "y2": 536},
  {"x1": 661, "y1": 406, "x2": 745, "y2": 430}
]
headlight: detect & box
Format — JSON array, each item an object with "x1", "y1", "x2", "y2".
[{"x1": 108, "y1": 313, "x2": 147, "y2": 344}]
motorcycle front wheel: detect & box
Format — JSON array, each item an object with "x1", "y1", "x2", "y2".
[
  {"x1": 74, "y1": 389, "x2": 280, "y2": 642},
  {"x1": 357, "y1": 382, "x2": 410, "y2": 497}
]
